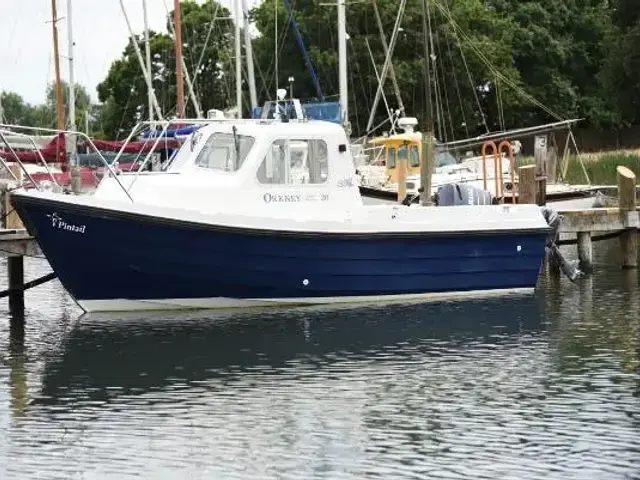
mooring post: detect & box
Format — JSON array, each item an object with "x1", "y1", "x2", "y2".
[
  {"x1": 8, "y1": 255, "x2": 25, "y2": 314},
  {"x1": 534, "y1": 134, "x2": 548, "y2": 205},
  {"x1": 547, "y1": 141, "x2": 558, "y2": 185},
  {"x1": 577, "y1": 231, "x2": 593, "y2": 273},
  {"x1": 420, "y1": 133, "x2": 434, "y2": 206},
  {"x1": 71, "y1": 165, "x2": 82, "y2": 194},
  {"x1": 617, "y1": 165, "x2": 638, "y2": 269},
  {"x1": 518, "y1": 165, "x2": 536, "y2": 204},
  {"x1": 3, "y1": 188, "x2": 24, "y2": 230},
  {"x1": 9, "y1": 164, "x2": 24, "y2": 184},
  {"x1": 397, "y1": 148, "x2": 407, "y2": 204}
]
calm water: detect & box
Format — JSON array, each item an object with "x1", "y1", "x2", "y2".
[{"x1": 0, "y1": 242, "x2": 638, "y2": 480}]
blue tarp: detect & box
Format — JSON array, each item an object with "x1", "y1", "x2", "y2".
[
  {"x1": 252, "y1": 101, "x2": 341, "y2": 124},
  {"x1": 141, "y1": 125, "x2": 201, "y2": 139}
]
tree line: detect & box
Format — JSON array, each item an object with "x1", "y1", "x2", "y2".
[{"x1": 3, "y1": 0, "x2": 640, "y2": 142}]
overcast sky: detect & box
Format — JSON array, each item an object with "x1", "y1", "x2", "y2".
[{"x1": 0, "y1": 0, "x2": 261, "y2": 105}]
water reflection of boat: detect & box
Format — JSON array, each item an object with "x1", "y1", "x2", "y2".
[{"x1": 35, "y1": 298, "x2": 543, "y2": 406}]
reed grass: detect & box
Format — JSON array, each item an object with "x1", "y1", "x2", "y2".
[{"x1": 518, "y1": 152, "x2": 640, "y2": 185}]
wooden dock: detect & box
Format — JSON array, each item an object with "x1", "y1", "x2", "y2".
[{"x1": 521, "y1": 164, "x2": 639, "y2": 272}]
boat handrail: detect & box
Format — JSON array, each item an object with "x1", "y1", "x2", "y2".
[
  {"x1": 0, "y1": 128, "x2": 60, "y2": 190},
  {"x1": 0, "y1": 123, "x2": 133, "y2": 202},
  {"x1": 123, "y1": 116, "x2": 320, "y2": 191},
  {"x1": 121, "y1": 118, "x2": 219, "y2": 190}
]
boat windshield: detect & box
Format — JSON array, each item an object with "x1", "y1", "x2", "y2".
[
  {"x1": 435, "y1": 149, "x2": 457, "y2": 168},
  {"x1": 194, "y1": 131, "x2": 255, "y2": 172}
]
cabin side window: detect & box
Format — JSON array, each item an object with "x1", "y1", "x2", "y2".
[
  {"x1": 387, "y1": 147, "x2": 396, "y2": 168},
  {"x1": 397, "y1": 145, "x2": 409, "y2": 166},
  {"x1": 194, "y1": 132, "x2": 255, "y2": 172},
  {"x1": 410, "y1": 145, "x2": 420, "y2": 167},
  {"x1": 257, "y1": 139, "x2": 328, "y2": 185}
]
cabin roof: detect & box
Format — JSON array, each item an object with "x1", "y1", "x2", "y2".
[
  {"x1": 196, "y1": 119, "x2": 347, "y2": 140},
  {"x1": 369, "y1": 131, "x2": 423, "y2": 145}
]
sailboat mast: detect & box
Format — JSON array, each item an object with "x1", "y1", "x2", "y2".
[
  {"x1": 173, "y1": 0, "x2": 185, "y2": 118},
  {"x1": 235, "y1": 0, "x2": 242, "y2": 119},
  {"x1": 50, "y1": 0, "x2": 65, "y2": 131},
  {"x1": 420, "y1": 0, "x2": 434, "y2": 206},
  {"x1": 337, "y1": 0, "x2": 348, "y2": 131},
  {"x1": 241, "y1": 0, "x2": 257, "y2": 110},
  {"x1": 120, "y1": 0, "x2": 163, "y2": 119},
  {"x1": 421, "y1": 0, "x2": 434, "y2": 132},
  {"x1": 142, "y1": 0, "x2": 154, "y2": 125},
  {"x1": 67, "y1": 0, "x2": 75, "y2": 132}
]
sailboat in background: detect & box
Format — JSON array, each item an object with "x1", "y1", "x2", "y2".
[{"x1": 351, "y1": 0, "x2": 605, "y2": 207}]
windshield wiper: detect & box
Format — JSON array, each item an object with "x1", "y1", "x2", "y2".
[{"x1": 232, "y1": 125, "x2": 240, "y2": 168}]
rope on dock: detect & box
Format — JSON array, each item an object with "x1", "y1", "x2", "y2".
[{"x1": 0, "y1": 272, "x2": 57, "y2": 298}]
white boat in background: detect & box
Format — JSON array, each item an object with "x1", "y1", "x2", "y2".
[
  {"x1": 8, "y1": 96, "x2": 551, "y2": 313},
  {"x1": 356, "y1": 116, "x2": 516, "y2": 201}
]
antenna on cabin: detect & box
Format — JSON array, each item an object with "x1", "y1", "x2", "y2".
[
  {"x1": 276, "y1": 88, "x2": 289, "y2": 123},
  {"x1": 397, "y1": 117, "x2": 418, "y2": 133}
]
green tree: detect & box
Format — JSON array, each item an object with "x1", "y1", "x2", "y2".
[
  {"x1": 600, "y1": 0, "x2": 640, "y2": 127},
  {"x1": 97, "y1": 0, "x2": 233, "y2": 138},
  {"x1": 250, "y1": 0, "x2": 524, "y2": 139},
  {"x1": 0, "y1": 91, "x2": 38, "y2": 125},
  {"x1": 40, "y1": 80, "x2": 93, "y2": 130},
  {"x1": 490, "y1": 0, "x2": 616, "y2": 128}
]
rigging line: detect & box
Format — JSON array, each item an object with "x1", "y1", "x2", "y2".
[
  {"x1": 426, "y1": 0, "x2": 444, "y2": 141},
  {"x1": 115, "y1": 86, "x2": 134, "y2": 141},
  {"x1": 363, "y1": 0, "x2": 408, "y2": 142},
  {"x1": 261, "y1": 0, "x2": 295, "y2": 96},
  {"x1": 351, "y1": 40, "x2": 371, "y2": 123},
  {"x1": 430, "y1": 29, "x2": 447, "y2": 142},
  {"x1": 364, "y1": 38, "x2": 395, "y2": 131},
  {"x1": 348, "y1": 44, "x2": 360, "y2": 135},
  {"x1": 496, "y1": 74, "x2": 505, "y2": 131},
  {"x1": 444, "y1": 24, "x2": 469, "y2": 139},
  {"x1": 438, "y1": 0, "x2": 486, "y2": 133},
  {"x1": 432, "y1": 59, "x2": 444, "y2": 141},
  {"x1": 433, "y1": 13, "x2": 455, "y2": 141},
  {"x1": 191, "y1": 0, "x2": 221, "y2": 87},
  {"x1": 431, "y1": 0, "x2": 564, "y2": 121}
]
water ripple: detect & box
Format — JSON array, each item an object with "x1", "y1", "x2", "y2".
[{"x1": 0, "y1": 244, "x2": 638, "y2": 479}]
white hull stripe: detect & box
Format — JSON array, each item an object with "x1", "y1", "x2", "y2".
[{"x1": 77, "y1": 288, "x2": 535, "y2": 313}]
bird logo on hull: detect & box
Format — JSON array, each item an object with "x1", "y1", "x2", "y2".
[{"x1": 46, "y1": 212, "x2": 87, "y2": 234}]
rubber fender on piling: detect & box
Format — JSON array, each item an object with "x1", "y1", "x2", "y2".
[{"x1": 540, "y1": 206, "x2": 583, "y2": 282}]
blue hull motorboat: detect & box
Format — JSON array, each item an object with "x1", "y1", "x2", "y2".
[{"x1": 9, "y1": 109, "x2": 551, "y2": 312}]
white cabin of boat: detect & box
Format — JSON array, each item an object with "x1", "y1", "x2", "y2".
[{"x1": 94, "y1": 118, "x2": 363, "y2": 218}]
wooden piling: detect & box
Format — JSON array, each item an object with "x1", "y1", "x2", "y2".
[
  {"x1": 577, "y1": 231, "x2": 593, "y2": 273},
  {"x1": 9, "y1": 164, "x2": 24, "y2": 184},
  {"x1": 534, "y1": 134, "x2": 548, "y2": 205},
  {"x1": 0, "y1": 181, "x2": 24, "y2": 230},
  {"x1": 71, "y1": 165, "x2": 82, "y2": 194},
  {"x1": 617, "y1": 166, "x2": 637, "y2": 269},
  {"x1": 8, "y1": 255, "x2": 24, "y2": 314},
  {"x1": 518, "y1": 165, "x2": 536, "y2": 204},
  {"x1": 420, "y1": 133, "x2": 434, "y2": 206},
  {"x1": 397, "y1": 151, "x2": 407, "y2": 204},
  {"x1": 546, "y1": 140, "x2": 558, "y2": 184},
  {"x1": 536, "y1": 177, "x2": 547, "y2": 206}
]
